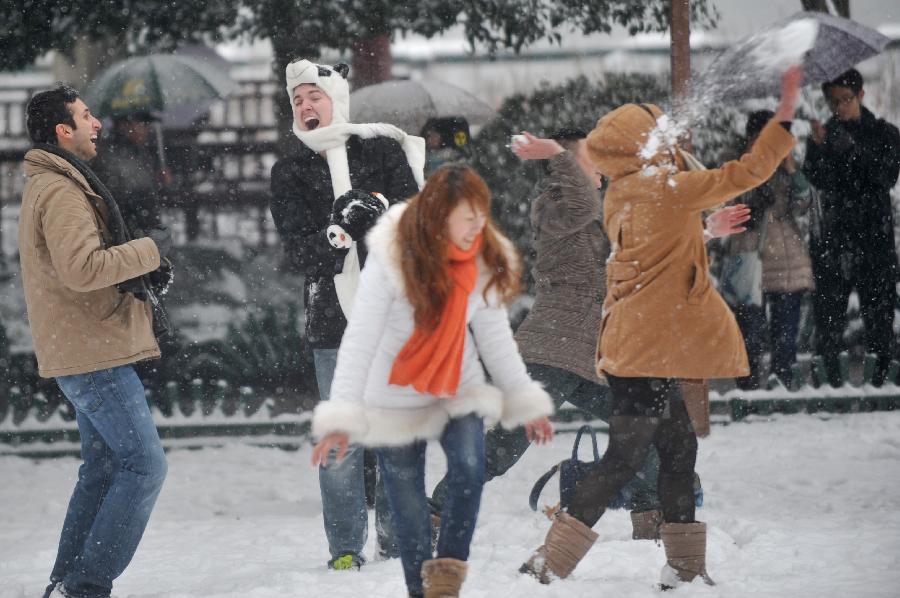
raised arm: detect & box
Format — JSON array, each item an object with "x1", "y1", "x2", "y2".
[
  {"x1": 669, "y1": 66, "x2": 801, "y2": 211},
  {"x1": 514, "y1": 132, "x2": 601, "y2": 233}
]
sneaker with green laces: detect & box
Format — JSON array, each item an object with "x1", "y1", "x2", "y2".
[{"x1": 328, "y1": 553, "x2": 363, "y2": 570}]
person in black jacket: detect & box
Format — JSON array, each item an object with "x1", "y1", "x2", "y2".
[
  {"x1": 269, "y1": 59, "x2": 422, "y2": 570},
  {"x1": 805, "y1": 68, "x2": 900, "y2": 386},
  {"x1": 92, "y1": 111, "x2": 166, "y2": 237}
]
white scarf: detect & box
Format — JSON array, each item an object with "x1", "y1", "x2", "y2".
[
  {"x1": 292, "y1": 121, "x2": 425, "y2": 198},
  {"x1": 293, "y1": 121, "x2": 425, "y2": 319}
]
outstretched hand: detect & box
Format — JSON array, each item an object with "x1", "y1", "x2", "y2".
[
  {"x1": 525, "y1": 416, "x2": 554, "y2": 445},
  {"x1": 705, "y1": 204, "x2": 751, "y2": 238},
  {"x1": 511, "y1": 132, "x2": 565, "y2": 161},
  {"x1": 311, "y1": 432, "x2": 350, "y2": 467},
  {"x1": 774, "y1": 65, "x2": 803, "y2": 123}
]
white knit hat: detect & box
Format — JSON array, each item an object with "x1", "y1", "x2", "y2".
[{"x1": 285, "y1": 59, "x2": 350, "y2": 125}]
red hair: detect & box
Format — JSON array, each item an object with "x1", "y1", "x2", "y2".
[{"x1": 397, "y1": 164, "x2": 521, "y2": 329}]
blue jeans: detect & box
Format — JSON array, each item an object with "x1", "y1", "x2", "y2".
[
  {"x1": 313, "y1": 349, "x2": 396, "y2": 562},
  {"x1": 433, "y1": 364, "x2": 661, "y2": 513},
  {"x1": 51, "y1": 365, "x2": 167, "y2": 598},
  {"x1": 377, "y1": 414, "x2": 485, "y2": 597}
]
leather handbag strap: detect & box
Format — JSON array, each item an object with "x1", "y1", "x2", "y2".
[
  {"x1": 572, "y1": 424, "x2": 601, "y2": 462},
  {"x1": 528, "y1": 462, "x2": 561, "y2": 512}
]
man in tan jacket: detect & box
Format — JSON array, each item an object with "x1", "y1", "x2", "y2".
[{"x1": 21, "y1": 85, "x2": 171, "y2": 598}]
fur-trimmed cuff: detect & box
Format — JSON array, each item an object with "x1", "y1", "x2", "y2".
[
  {"x1": 312, "y1": 400, "x2": 369, "y2": 442},
  {"x1": 500, "y1": 381, "x2": 554, "y2": 429}
]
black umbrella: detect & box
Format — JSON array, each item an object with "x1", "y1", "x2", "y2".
[{"x1": 700, "y1": 11, "x2": 890, "y2": 103}]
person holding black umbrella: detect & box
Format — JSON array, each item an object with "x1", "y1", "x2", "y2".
[
  {"x1": 804, "y1": 68, "x2": 900, "y2": 387},
  {"x1": 92, "y1": 111, "x2": 167, "y2": 239}
]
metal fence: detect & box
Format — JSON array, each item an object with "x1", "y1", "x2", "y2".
[{"x1": 0, "y1": 79, "x2": 285, "y2": 257}]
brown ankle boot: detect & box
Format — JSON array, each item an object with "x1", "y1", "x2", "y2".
[
  {"x1": 422, "y1": 558, "x2": 467, "y2": 597},
  {"x1": 520, "y1": 511, "x2": 598, "y2": 584},
  {"x1": 659, "y1": 521, "x2": 715, "y2": 588},
  {"x1": 631, "y1": 509, "x2": 663, "y2": 540}
]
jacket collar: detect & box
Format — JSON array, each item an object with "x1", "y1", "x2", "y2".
[
  {"x1": 24, "y1": 148, "x2": 98, "y2": 197},
  {"x1": 827, "y1": 105, "x2": 878, "y2": 132}
]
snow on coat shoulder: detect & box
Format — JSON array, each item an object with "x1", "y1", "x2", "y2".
[{"x1": 312, "y1": 202, "x2": 553, "y2": 447}]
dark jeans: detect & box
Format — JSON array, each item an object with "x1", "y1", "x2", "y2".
[
  {"x1": 766, "y1": 292, "x2": 804, "y2": 384},
  {"x1": 733, "y1": 303, "x2": 767, "y2": 390},
  {"x1": 51, "y1": 365, "x2": 167, "y2": 598},
  {"x1": 432, "y1": 363, "x2": 661, "y2": 513},
  {"x1": 567, "y1": 376, "x2": 697, "y2": 528},
  {"x1": 312, "y1": 349, "x2": 396, "y2": 562},
  {"x1": 377, "y1": 414, "x2": 485, "y2": 597},
  {"x1": 813, "y1": 264, "x2": 895, "y2": 386},
  {"x1": 733, "y1": 293, "x2": 805, "y2": 388}
]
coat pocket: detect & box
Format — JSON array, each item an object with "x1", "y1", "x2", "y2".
[
  {"x1": 687, "y1": 263, "x2": 711, "y2": 305},
  {"x1": 86, "y1": 286, "x2": 126, "y2": 322}
]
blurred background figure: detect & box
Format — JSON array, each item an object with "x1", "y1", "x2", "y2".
[
  {"x1": 720, "y1": 110, "x2": 814, "y2": 389},
  {"x1": 92, "y1": 111, "x2": 168, "y2": 237},
  {"x1": 421, "y1": 117, "x2": 470, "y2": 176},
  {"x1": 804, "y1": 68, "x2": 900, "y2": 387}
]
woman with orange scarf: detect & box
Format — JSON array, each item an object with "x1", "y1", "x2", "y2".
[{"x1": 311, "y1": 164, "x2": 554, "y2": 598}]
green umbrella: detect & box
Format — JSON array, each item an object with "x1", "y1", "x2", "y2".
[{"x1": 84, "y1": 53, "x2": 239, "y2": 118}]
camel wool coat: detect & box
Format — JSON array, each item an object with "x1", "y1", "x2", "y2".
[{"x1": 587, "y1": 104, "x2": 796, "y2": 379}]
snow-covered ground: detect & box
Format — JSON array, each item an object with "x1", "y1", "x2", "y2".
[{"x1": 2, "y1": 412, "x2": 899, "y2": 597}]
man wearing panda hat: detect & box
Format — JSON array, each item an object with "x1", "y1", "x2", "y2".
[{"x1": 270, "y1": 59, "x2": 424, "y2": 570}]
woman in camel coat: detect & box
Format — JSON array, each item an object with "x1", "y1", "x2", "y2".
[{"x1": 521, "y1": 67, "x2": 802, "y2": 589}]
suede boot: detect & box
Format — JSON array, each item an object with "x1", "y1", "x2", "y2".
[
  {"x1": 422, "y1": 557, "x2": 467, "y2": 598},
  {"x1": 520, "y1": 511, "x2": 598, "y2": 584},
  {"x1": 659, "y1": 521, "x2": 715, "y2": 588},
  {"x1": 631, "y1": 508, "x2": 663, "y2": 540}
]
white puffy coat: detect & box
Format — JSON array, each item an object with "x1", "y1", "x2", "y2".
[{"x1": 312, "y1": 203, "x2": 554, "y2": 447}]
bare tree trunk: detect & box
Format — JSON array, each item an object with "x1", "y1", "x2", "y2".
[
  {"x1": 831, "y1": 0, "x2": 850, "y2": 17},
  {"x1": 801, "y1": 0, "x2": 830, "y2": 12},
  {"x1": 670, "y1": 0, "x2": 692, "y2": 150},
  {"x1": 52, "y1": 38, "x2": 115, "y2": 89},
  {"x1": 350, "y1": 34, "x2": 393, "y2": 90}
]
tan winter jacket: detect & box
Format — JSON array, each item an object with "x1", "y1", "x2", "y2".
[
  {"x1": 19, "y1": 149, "x2": 161, "y2": 378},
  {"x1": 514, "y1": 150, "x2": 609, "y2": 383},
  {"x1": 587, "y1": 104, "x2": 796, "y2": 379}
]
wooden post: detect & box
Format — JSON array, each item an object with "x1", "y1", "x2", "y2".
[
  {"x1": 351, "y1": 34, "x2": 393, "y2": 90},
  {"x1": 670, "y1": 0, "x2": 693, "y2": 154},
  {"x1": 670, "y1": 0, "x2": 691, "y2": 107}
]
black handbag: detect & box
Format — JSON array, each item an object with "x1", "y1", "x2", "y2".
[{"x1": 529, "y1": 424, "x2": 627, "y2": 513}]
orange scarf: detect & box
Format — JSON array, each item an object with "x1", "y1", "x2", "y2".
[{"x1": 389, "y1": 235, "x2": 483, "y2": 397}]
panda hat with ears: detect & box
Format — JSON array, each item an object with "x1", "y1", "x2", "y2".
[{"x1": 285, "y1": 59, "x2": 351, "y2": 125}]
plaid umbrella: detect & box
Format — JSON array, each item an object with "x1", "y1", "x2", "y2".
[{"x1": 700, "y1": 11, "x2": 890, "y2": 102}]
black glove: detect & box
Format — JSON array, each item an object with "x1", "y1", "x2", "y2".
[
  {"x1": 146, "y1": 225, "x2": 172, "y2": 260},
  {"x1": 147, "y1": 257, "x2": 175, "y2": 295},
  {"x1": 327, "y1": 190, "x2": 389, "y2": 248}
]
